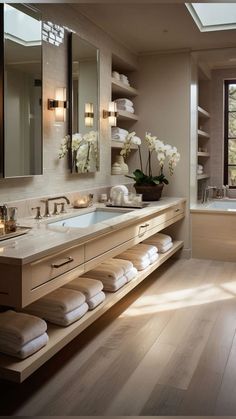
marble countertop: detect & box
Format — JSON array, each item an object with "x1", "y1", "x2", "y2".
[{"x1": 0, "y1": 197, "x2": 185, "y2": 265}]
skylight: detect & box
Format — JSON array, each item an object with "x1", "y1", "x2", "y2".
[{"x1": 186, "y1": 3, "x2": 236, "y2": 32}]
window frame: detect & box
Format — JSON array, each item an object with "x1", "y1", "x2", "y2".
[{"x1": 224, "y1": 79, "x2": 236, "y2": 188}]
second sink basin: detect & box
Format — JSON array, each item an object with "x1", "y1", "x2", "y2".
[{"x1": 48, "y1": 208, "x2": 130, "y2": 229}]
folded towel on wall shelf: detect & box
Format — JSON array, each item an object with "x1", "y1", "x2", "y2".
[
  {"x1": 27, "y1": 303, "x2": 89, "y2": 327},
  {"x1": 0, "y1": 332, "x2": 49, "y2": 359},
  {"x1": 114, "y1": 98, "x2": 134, "y2": 107},
  {"x1": 102, "y1": 276, "x2": 127, "y2": 292},
  {"x1": 0, "y1": 310, "x2": 47, "y2": 347},
  {"x1": 143, "y1": 233, "x2": 172, "y2": 247},
  {"x1": 26, "y1": 288, "x2": 86, "y2": 315},
  {"x1": 63, "y1": 277, "x2": 103, "y2": 300},
  {"x1": 116, "y1": 104, "x2": 134, "y2": 113},
  {"x1": 87, "y1": 291, "x2": 106, "y2": 310}
]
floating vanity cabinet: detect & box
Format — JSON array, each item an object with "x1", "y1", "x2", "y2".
[{"x1": 0, "y1": 198, "x2": 185, "y2": 382}]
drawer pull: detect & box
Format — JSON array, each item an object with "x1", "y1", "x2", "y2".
[
  {"x1": 51, "y1": 256, "x2": 74, "y2": 268},
  {"x1": 175, "y1": 208, "x2": 180, "y2": 212},
  {"x1": 139, "y1": 223, "x2": 149, "y2": 237}
]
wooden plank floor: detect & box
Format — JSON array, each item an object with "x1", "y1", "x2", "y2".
[{"x1": 1, "y1": 258, "x2": 236, "y2": 416}]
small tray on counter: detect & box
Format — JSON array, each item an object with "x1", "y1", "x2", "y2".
[
  {"x1": 105, "y1": 203, "x2": 150, "y2": 209},
  {"x1": 0, "y1": 226, "x2": 31, "y2": 242}
]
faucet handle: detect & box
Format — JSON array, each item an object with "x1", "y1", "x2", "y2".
[
  {"x1": 53, "y1": 202, "x2": 61, "y2": 216},
  {"x1": 31, "y1": 206, "x2": 42, "y2": 220},
  {"x1": 60, "y1": 202, "x2": 66, "y2": 214}
]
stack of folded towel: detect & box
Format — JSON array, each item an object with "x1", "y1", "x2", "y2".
[
  {"x1": 112, "y1": 71, "x2": 130, "y2": 86},
  {"x1": 0, "y1": 310, "x2": 48, "y2": 359},
  {"x1": 83, "y1": 258, "x2": 137, "y2": 292},
  {"x1": 197, "y1": 164, "x2": 204, "y2": 175},
  {"x1": 25, "y1": 288, "x2": 88, "y2": 327},
  {"x1": 143, "y1": 233, "x2": 173, "y2": 253},
  {"x1": 116, "y1": 243, "x2": 158, "y2": 271},
  {"x1": 114, "y1": 98, "x2": 134, "y2": 114},
  {"x1": 111, "y1": 127, "x2": 129, "y2": 142},
  {"x1": 63, "y1": 277, "x2": 105, "y2": 310}
]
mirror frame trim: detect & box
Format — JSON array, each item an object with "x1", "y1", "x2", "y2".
[{"x1": 0, "y1": 5, "x2": 4, "y2": 177}]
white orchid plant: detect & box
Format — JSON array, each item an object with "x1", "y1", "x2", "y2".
[
  {"x1": 59, "y1": 131, "x2": 98, "y2": 173},
  {"x1": 125, "y1": 131, "x2": 180, "y2": 185}
]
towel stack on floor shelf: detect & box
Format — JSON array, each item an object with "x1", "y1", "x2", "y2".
[
  {"x1": 83, "y1": 258, "x2": 137, "y2": 292},
  {"x1": 143, "y1": 233, "x2": 173, "y2": 253},
  {"x1": 0, "y1": 310, "x2": 48, "y2": 359},
  {"x1": 111, "y1": 127, "x2": 128, "y2": 142},
  {"x1": 25, "y1": 288, "x2": 88, "y2": 327},
  {"x1": 63, "y1": 277, "x2": 105, "y2": 310},
  {"x1": 116, "y1": 243, "x2": 159, "y2": 270},
  {"x1": 114, "y1": 98, "x2": 135, "y2": 113}
]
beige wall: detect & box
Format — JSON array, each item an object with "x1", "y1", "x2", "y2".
[
  {"x1": 0, "y1": 4, "x2": 138, "y2": 203},
  {"x1": 134, "y1": 52, "x2": 191, "y2": 253}
]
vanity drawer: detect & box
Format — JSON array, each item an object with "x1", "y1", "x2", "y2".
[
  {"x1": 144, "y1": 202, "x2": 185, "y2": 236},
  {"x1": 30, "y1": 245, "x2": 85, "y2": 289}
]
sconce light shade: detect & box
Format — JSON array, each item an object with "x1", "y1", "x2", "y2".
[
  {"x1": 48, "y1": 87, "x2": 67, "y2": 122},
  {"x1": 103, "y1": 101, "x2": 117, "y2": 126},
  {"x1": 85, "y1": 102, "x2": 94, "y2": 127}
]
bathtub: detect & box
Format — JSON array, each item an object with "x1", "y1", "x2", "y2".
[{"x1": 191, "y1": 199, "x2": 236, "y2": 262}]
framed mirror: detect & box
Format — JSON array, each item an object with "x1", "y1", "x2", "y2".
[
  {"x1": 0, "y1": 4, "x2": 42, "y2": 178},
  {"x1": 68, "y1": 33, "x2": 99, "y2": 173}
]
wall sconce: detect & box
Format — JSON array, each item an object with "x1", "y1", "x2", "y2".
[
  {"x1": 84, "y1": 102, "x2": 94, "y2": 127},
  {"x1": 48, "y1": 87, "x2": 67, "y2": 122},
  {"x1": 103, "y1": 101, "x2": 117, "y2": 126}
]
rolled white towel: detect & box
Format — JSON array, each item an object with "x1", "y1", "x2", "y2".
[
  {"x1": 112, "y1": 71, "x2": 120, "y2": 79},
  {"x1": 26, "y1": 288, "x2": 86, "y2": 315},
  {"x1": 143, "y1": 233, "x2": 172, "y2": 247},
  {"x1": 115, "y1": 98, "x2": 134, "y2": 107},
  {"x1": 87, "y1": 291, "x2": 106, "y2": 310},
  {"x1": 116, "y1": 104, "x2": 134, "y2": 113},
  {"x1": 158, "y1": 242, "x2": 173, "y2": 253},
  {"x1": 102, "y1": 276, "x2": 127, "y2": 292},
  {"x1": 29, "y1": 303, "x2": 89, "y2": 327},
  {"x1": 125, "y1": 267, "x2": 138, "y2": 282},
  {"x1": 63, "y1": 277, "x2": 103, "y2": 300},
  {"x1": 0, "y1": 310, "x2": 47, "y2": 348},
  {"x1": 112, "y1": 133, "x2": 127, "y2": 141},
  {"x1": 0, "y1": 332, "x2": 49, "y2": 359},
  {"x1": 111, "y1": 127, "x2": 128, "y2": 135}
]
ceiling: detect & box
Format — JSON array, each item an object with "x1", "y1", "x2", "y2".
[{"x1": 73, "y1": 3, "x2": 236, "y2": 69}]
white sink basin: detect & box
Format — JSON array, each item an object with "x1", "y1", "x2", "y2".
[{"x1": 48, "y1": 208, "x2": 130, "y2": 229}]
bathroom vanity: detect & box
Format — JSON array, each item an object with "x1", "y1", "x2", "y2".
[{"x1": 0, "y1": 197, "x2": 185, "y2": 382}]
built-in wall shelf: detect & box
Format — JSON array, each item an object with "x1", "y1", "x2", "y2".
[
  {"x1": 198, "y1": 129, "x2": 210, "y2": 139},
  {"x1": 0, "y1": 240, "x2": 183, "y2": 383},
  {"x1": 111, "y1": 77, "x2": 138, "y2": 97},
  {"x1": 111, "y1": 140, "x2": 138, "y2": 150},
  {"x1": 197, "y1": 174, "x2": 210, "y2": 180},
  {"x1": 198, "y1": 106, "x2": 210, "y2": 119},
  {"x1": 117, "y1": 110, "x2": 138, "y2": 121},
  {"x1": 197, "y1": 152, "x2": 210, "y2": 157}
]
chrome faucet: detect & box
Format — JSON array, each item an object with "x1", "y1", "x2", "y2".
[
  {"x1": 202, "y1": 186, "x2": 216, "y2": 204},
  {"x1": 41, "y1": 196, "x2": 70, "y2": 217}
]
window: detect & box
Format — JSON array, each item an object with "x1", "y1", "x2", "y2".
[
  {"x1": 186, "y1": 3, "x2": 236, "y2": 32},
  {"x1": 224, "y1": 80, "x2": 236, "y2": 187}
]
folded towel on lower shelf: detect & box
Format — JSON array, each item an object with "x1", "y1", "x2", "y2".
[
  {"x1": 26, "y1": 288, "x2": 86, "y2": 315},
  {"x1": 115, "y1": 251, "x2": 150, "y2": 271},
  {"x1": 63, "y1": 277, "x2": 103, "y2": 299},
  {"x1": 27, "y1": 303, "x2": 89, "y2": 327},
  {"x1": 158, "y1": 241, "x2": 173, "y2": 253},
  {"x1": 116, "y1": 104, "x2": 134, "y2": 113},
  {"x1": 83, "y1": 260, "x2": 130, "y2": 281},
  {"x1": 126, "y1": 243, "x2": 158, "y2": 258},
  {"x1": 143, "y1": 233, "x2": 172, "y2": 247},
  {"x1": 114, "y1": 98, "x2": 134, "y2": 107},
  {"x1": 0, "y1": 310, "x2": 47, "y2": 347},
  {"x1": 87, "y1": 291, "x2": 106, "y2": 310},
  {"x1": 125, "y1": 267, "x2": 138, "y2": 282},
  {"x1": 111, "y1": 127, "x2": 129, "y2": 135},
  {"x1": 104, "y1": 258, "x2": 134, "y2": 274},
  {"x1": 149, "y1": 253, "x2": 159, "y2": 264},
  {"x1": 102, "y1": 276, "x2": 127, "y2": 292},
  {"x1": 111, "y1": 134, "x2": 127, "y2": 141},
  {"x1": 0, "y1": 332, "x2": 49, "y2": 359}
]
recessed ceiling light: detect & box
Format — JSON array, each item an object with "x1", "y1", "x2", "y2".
[{"x1": 186, "y1": 3, "x2": 236, "y2": 32}]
